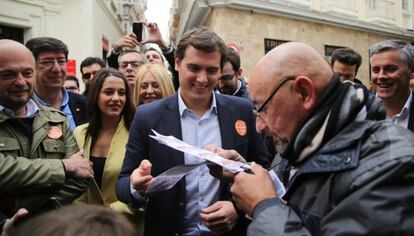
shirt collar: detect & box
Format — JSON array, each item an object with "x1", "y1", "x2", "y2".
[
  {"x1": 33, "y1": 88, "x2": 69, "y2": 108},
  {"x1": 391, "y1": 90, "x2": 412, "y2": 119},
  {"x1": 178, "y1": 89, "x2": 217, "y2": 117},
  {"x1": 0, "y1": 99, "x2": 40, "y2": 118}
]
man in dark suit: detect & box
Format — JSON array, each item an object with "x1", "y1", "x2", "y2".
[
  {"x1": 369, "y1": 40, "x2": 414, "y2": 131},
  {"x1": 117, "y1": 27, "x2": 269, "y2": 236},
  {"x1": 25, "y1": 37, "x2": 87, "y2": 129}
]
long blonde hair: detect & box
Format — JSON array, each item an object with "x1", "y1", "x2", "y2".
[{"x1": 134, "y1": 64, "x2": 175, "y2": 105}]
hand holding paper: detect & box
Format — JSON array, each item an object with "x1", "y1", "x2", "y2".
[
  {"x1": 204, "y1": 144, "x2": 247, "y2": 181},
  {"x1": 131, "y1": 159, "x2": 153, "y2": 195}
]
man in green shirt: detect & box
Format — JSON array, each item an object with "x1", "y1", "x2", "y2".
[{"x1": 0, "y1": 39, "x2": 93, "y2": 220}]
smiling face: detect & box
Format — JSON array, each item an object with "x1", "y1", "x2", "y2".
[
  {"x1": 138, "y1": 72, "x2": 163, "y2": 104},
  {"x1": 175, "y1": 46, "x2": 221, "y2": 112},
  {"x1": 0, "y1": 41, "x2": 35, "y2": 116},
  {"x1": 35, "y1": 51, "x2": 67, "y2": 91},
  {"x1": 98, "y1": 76, "x2": 126, "y2": 119},
  {"x1": 370, "y1": 50, "x2": 412, "y2": 105}
]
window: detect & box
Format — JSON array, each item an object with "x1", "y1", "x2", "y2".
[
  {"x1": 264, "y1": 39, "x2": 290, "y2": 54},
  {"x1": 324, "y1": 45, "x2": 345, "y2": 61},
  {"x1": 402, "y1": 0, "x2": 408, "y2": 9}
]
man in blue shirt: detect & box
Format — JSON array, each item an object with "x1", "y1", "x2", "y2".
[
  {"x1": 117, "y1": 27, "x2": 269, "y2": 236},
  {"x1": 25, "y1": 37, "x2": 87, "y2": 130}
]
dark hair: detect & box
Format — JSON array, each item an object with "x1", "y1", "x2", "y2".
[
  {"x1": 85, "y1": 68, "x2": 135, "y2": 146},
  {"x1": 25, "y1": 37, "x2": 69, "y2": 60},
  {"x1": 175, "y1": 27, "x2": 227, "y2": 69},
  {"x1": 330, "y1": 48, "x2": 362, "y2": 73},
  {"x1": 80, "y1": 57, "x2": 106, "y2": 74},
  {"x1": 145, "y1": 47, "x2": 164, "y2": 62},
  {"x1": 10, "y1": 205, "x2": 135, "y2": 236},
  {"x1": 225, "y1": 47, "x2": 241, "y2": 71},
  {"x1": 65, "y1": 75, "x2": 80, "y2": 88}
]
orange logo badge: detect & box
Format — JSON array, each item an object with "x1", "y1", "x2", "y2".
[
  {"x1": 235, "y1": 120, "x2": 247, "y2": 136},
  {"x1": 48, "y1": 126, "x2": 63, "y2": 139}
]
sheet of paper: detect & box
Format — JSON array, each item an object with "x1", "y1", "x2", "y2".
[
  {"x1": 150, "y1": 129, "x2": 251, "y2": 173},
  {"x1": 145, "y1": 163, "x2": 203, "y2": 194}
]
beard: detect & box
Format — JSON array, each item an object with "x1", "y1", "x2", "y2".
[{"x1": 273, "y1": 136, "x2": 290, "y2": 154}]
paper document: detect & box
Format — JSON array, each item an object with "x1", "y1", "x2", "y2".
[
  {"x1": 144, "y1": 130, "x2": 252, "y2": 194},
  {"x1": 149, "y1": 129, "x2": 251, "y2": 173},
  {"x1": 146, "y1": 164, "x2": 203, "y2": 194}
]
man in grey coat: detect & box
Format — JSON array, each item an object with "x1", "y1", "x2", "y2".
[{"x1": 211, "y1": 42, "x2": 414, "y2": 235}]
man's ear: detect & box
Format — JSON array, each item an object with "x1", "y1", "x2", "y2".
[
  {"x1": 236, "y1": 67, "x2": 243, "y2": 79},
  {"x1": 175, "y1": 58, "x2": 180, "y2": 71},
  {"x1": 293, "y1": 76, "x2": 316, "y2": 111}
]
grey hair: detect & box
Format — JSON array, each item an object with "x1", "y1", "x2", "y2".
[
  {"x1": 117, "y1": 49, "x2": 147, "y2": 64},
  {"x1": 369, "y1": 40, "x2": 414, "y2": 68}
]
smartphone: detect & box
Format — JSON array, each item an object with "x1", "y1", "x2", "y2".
[{"x1": 132, "y1": 22, "x2": 145, "y2": 42}]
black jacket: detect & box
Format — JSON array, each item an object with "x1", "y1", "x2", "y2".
[
  {"x1": 249, "y1": 120, "x2": 414, "y2": 235},
  {"x1": 68, "y1": 92, "x2": 88, "y2": 126}
]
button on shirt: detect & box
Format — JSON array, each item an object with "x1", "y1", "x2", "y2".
[
  {"x1": 178, "y1": 91, "x2": 221, "y2": 236},
  {"x1": 386, "y1": 91, "x2": 412, "y2": 129},
  {"x1": 33, "y1": 88, "x2": 76, "y2": 130}
]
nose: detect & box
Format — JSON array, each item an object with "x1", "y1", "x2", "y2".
[
  {"x1": 112, "y1": 92, "x2": 121, "y2": 101},
  {"x1": 196, "y1": 70, "x2": 208, "y2": 83},
  {"x1": 12, "y1": 76, "x2": 27, "y2": 88},
  {"x1": 145, "y1": 85, "x2": 154, "y2": 94},
  {"x1": 50, "y1": 60, "x2": 61, "y2": 71}
]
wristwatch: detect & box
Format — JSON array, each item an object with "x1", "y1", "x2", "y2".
[
  {"x1": 112, "y1": 45, "x2": 122, "y2": 54},
  {"x1": 160, "y1": 44, "x2": 174, "y2": 54}
]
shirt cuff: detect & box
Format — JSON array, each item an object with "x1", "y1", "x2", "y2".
[
  {"x1": 130, "y1": 181, "x2": 145, "y2": 204},
  {"x1": 253, "y1": 197, "x2": 282, "y2": 218}
]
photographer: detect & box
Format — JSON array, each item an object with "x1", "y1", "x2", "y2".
[{"x1": 107, "y1": 22, "x2": 179, "y2": 90}]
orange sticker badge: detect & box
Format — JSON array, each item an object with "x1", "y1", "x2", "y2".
[
  {"x1": 235, "y1": 120, "x2": 247, "y2": 136},
  {"x1": 48, "y1": 126, "x2": 63, "y2": 139}
]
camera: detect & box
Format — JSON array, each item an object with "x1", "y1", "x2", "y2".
[{"x1": 132, "y1": 22, "x2": 147, "y2": 42}]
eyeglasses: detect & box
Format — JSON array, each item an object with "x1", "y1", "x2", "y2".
[
  {"x1": 218, "y1": 73, "x2": 235, "y2": 81},
  {"x1": 38, "y1": 58, "x2": 67, "y2": 68},
  {"x1": 82, "y1": 71, "x2": 98, "y2": 80},
  {"x1": 253, "y1": 76, "x2": 295, "y2": 118},
  {"x1": 119, "y1": 61, "x2": 144, "y2": 69}
]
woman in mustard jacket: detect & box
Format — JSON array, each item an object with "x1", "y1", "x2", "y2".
[{"x1": 73, "y1": 68, "x2": 141, "y2": 232}]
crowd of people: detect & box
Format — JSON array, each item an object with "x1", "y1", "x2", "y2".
[{"x1": 0, "y1": 20, "x2": 414, "y2": 236}]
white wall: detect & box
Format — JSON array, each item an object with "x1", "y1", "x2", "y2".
[{"x1": 0, "y1": 0, "x2": 125, "y2": 89}]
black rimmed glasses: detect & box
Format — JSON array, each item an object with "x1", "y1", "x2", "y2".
[
  {"x1": 253, "y1": 76, "x2": 295, "y2": 118},
  {"x1": 119, "y1": 61, "x2": 144, "y2": 69}
]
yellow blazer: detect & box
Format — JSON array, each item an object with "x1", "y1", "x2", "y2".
[{"x1": 74, "y1": 119, "x2": 132, "y2": 214}]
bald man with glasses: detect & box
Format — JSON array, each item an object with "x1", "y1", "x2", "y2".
[{"x1": 211, "y1": 42, "x2": 414, "y2": 235}]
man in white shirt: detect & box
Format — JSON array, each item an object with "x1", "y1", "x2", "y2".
[{"x1": 369, "y1": 40, "x2": 414, "y2": 131}]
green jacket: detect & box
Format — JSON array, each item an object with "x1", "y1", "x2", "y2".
[{"x1": 0, "y1": 103, "x2": 88, "y2": 215}]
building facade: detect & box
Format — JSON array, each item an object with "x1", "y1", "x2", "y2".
[
  {"x1": 0, "y1": 0, "x2": 146, "y2": 82},
  {"x1": 170, "y1": 0, "x2": 414, "y2": 85}
]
